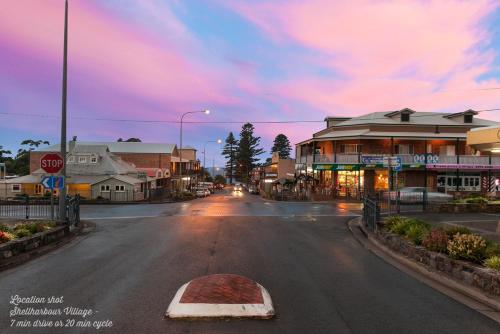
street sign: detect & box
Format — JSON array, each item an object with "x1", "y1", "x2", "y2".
[
  {"x1": 40, "y1": 153, "x2": 64, "y2": 174},
  {"x1": 383, "y1": 156, "x2": 401, "y2": 168},
  {"x1": 41, "y1": 176, "x2": 65, "y2": 190}
]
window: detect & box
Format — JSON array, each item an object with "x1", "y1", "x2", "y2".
[
  {"x1": 464, "y1": 114, "x2": 473, "y2": 123},
  {"x1": 11, "y1": 184, "x2": 21, "y2": 192},
  {"x1": 68, "y1": 156, "x2": 75, "y2": 163},
  {"x1": 396, "y1": 144, "x2": 414, "y2": 155},
  {"x1": 440, "y1": 145, "x2": 456, "y2": 156},
  {"x1": 78, "y1": 156, "x2": 87, "y2": 163},
  {"x1": 401, "y1": 113, "x2": 410, "y2": 122},
  {"x1": 35, "y1": 184, "x2": 43, "y2": 194},
  {"x1": 115, "y1": 185, "x2": 125, "y2": 192},
  {"x1": 90, "y1": 156, "x2": 97, "y2": 163},
  {"x1": 100, "y1": 185, "x2": 110, "y2": 192},
  {"x1": 340, "y1": 144, "x2": 362, "y2": 154}
]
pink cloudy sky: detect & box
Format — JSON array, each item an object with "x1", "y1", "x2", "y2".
[{"x1": 1, "y1": 0, "x2": 499, "y2": 165}]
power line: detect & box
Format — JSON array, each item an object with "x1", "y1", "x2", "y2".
[{"x1": 0, "y1": 108, "x2": 498, "y2": 124}]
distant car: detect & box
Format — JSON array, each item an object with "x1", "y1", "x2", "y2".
[
  {"x1": 234, "y1": 184, "x2": 243, "y2": 192},
  {"x1": 204, "y1": 189, "x2": 210, "y2": 197},
  {"x1": 196, "y1": 189, "x2": 207, "y2": 198},
  {"x1": 384, "y1": 187, "x2": 453, "y2": 204},
  {"x1": 249, "y1": 185, "x2": 260, "y2": 195}
]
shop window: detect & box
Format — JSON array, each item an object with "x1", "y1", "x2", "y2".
[
  {"x1": 35, "y1": 184, "x2": 43, "y2": 194},
  {"x1": 11, "y1": 184, "x2": 21, "y2": 192}
]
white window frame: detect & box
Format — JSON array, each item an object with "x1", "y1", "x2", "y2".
[
  {"x1": 115, "y1": 185, "x2": 125, "y2": 192},
  {"x1": 67, "y1": 156, "x2": 75, "y2": 163},
  {"x1": 78, "y1": 156, "x2": 87, "y2": 163},
  {"x1": 397, "y1": 144, "x2": 414, "y2": 155},
  {"x1": 11, "y1": 184, "x2": 21, "y2": 193},
  {"x1": 100, "y1": 185, "x2": 110, "y2": 192},
  {"x1": 90, "y1": 156, "x2": 98, "y2": 164}
]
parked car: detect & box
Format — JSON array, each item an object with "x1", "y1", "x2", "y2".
[
  {"x1": 196, "y1": 189, "x2": 207, "y2": 198},
  {"x1": 384, "y1": 187, "x2": 453, "y2": 204}
]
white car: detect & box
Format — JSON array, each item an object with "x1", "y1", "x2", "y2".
[
  {"x1": 196, "y1": 189, "x2": 208, "y2": 197},
  {"x1": 234, "y1": 184, "x2": 243, "y2": 192},
  {"x1": 384, "y1": 187, "x2": 453, "y2": 204}
]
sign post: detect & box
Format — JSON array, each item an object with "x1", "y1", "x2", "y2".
[{"x1": 40, "y1": 154, "x2": 64, "y2": 222}]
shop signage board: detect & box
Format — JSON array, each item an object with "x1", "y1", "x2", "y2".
[
  {"x1": 313, "y1": 164, "x2": 360, "y2": 171},
  {"x1": 414, "y1": 154, "x2": 439, "y2": 164},
  {"x1": 383, "y1": 156, "x2": 402, "y2": 168},
  {"x1": 361, "y1": 156, "x2": 384, "y2": 165},
  {"x1": 427, "y1": 164, "x2": 500, "y2": 170}
]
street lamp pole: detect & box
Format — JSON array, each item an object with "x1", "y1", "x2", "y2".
[
  {"x1": 59, "y1": 0, "x2": 69, "y2": 222},
  {"x1": 203, "y1": 139, "x2": 221, "y2": 181},
  {"x1": 179, "y1": 110, "x2": 210, "y2": 191}
]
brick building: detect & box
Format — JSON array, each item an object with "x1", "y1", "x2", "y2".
[{"x1": 295, "y1": 109, "x2": 500, "y2": 198}]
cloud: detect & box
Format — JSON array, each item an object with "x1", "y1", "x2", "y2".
[{"x1": 224, "y1": 0, "x2": 500, "y2": 117}]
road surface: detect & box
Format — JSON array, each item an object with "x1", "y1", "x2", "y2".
[{"x1": 0, "y1": 189, "x2": 498, "y2": 333}]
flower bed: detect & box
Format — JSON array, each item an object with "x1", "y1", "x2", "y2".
[
  {"x1": 377, "y1": 216, "x2": 500, "y2": 296},
  {"x1": 0, "y1": 221, "x2": 70, "y2": 266}
]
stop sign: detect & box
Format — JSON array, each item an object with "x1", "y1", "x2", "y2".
[{"x1": 40, "y1": 153, "x2": 64, "y2": 174}]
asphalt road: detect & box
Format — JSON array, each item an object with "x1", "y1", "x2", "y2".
[{"x1": 0, "y1": 190, "x2": 498, "y2": 333}]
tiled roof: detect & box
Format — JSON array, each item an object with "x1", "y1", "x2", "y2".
[{"x1": 38, "y1": 142, "x2": 177, "y2": 154}]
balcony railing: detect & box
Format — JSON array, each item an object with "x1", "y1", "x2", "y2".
[{"x1": 313, "y1": 154, "x2": 499, "y2": 165}]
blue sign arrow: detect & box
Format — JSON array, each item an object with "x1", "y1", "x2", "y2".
[
  {"x1": 41, "y1": 176, "x2": 53, "y2": 189},
  {"x1": 41, "y1": 176, "x2": 65, "y2": 190}
]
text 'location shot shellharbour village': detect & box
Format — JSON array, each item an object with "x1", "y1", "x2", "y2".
[{"x1": 1, "y1": 1, "x2": 500, "y2": 333}]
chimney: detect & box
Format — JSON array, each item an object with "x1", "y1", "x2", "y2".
[{"x1": 69, "y1": 136, "x2": 77, "y2": 153}]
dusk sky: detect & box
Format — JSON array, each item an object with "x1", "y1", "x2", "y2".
[{"x1": 1, "y1": 0, "x2": 500, "y2": 166}]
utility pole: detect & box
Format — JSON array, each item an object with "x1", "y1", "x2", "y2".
[{"x1": 59, "y1": 0, "x2": 68, "y2": 222}]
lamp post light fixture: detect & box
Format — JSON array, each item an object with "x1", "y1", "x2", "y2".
[
  {"x1": 179, "y1": 109, "x2": 210, "y2": 191},
  {"x1": 203, "y1": 139, "x2": 222, "y2": 181}
]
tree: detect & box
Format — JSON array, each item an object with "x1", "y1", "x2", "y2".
[
  {"x1": 13, "y1": 139, "x2": 50, "y2": 175},
  {"x1": 237, "y1": 123, "x2": 264, "y2": 183},
  {"x1": 214, "y1": 174, "x2": 226, "y2": 185},
  {"x1": 221, "y1": 132, "x2": 238, "y2": 184},
  {"x1": 271, "y1": 133, "x2": 292, "y2": 159},
  {"x1": 0, "y1": 145, "x2": 12, "y2": 163}
]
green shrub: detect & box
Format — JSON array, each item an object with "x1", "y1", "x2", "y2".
[
  {"x1": 405, "y1": 224, "x2": 430, "y2": 245},
  {"x1": 0, "y1": 224, "x2": 11, "y2": 232},
  {"x1": 445, "y1": 226, "x2": 471, "y2": 238},
  {"x1": 465, "y1": 197, "x2": 488, "y2": 204},
  {"x1": 383, "y1": 216, "x2": 407, "y2": 229},
  {"x1": 484, "y1": 256, "x2": 500, "y2": 271},
  {"x1": 14, "y1": 228, "x2": 32, "y2": 238},
  {"x1": 447, "y1": 234, "x2": 487, "y2": 262},
  {"x1": 389, "y1": 220, "x2": 409, "y2": 235},
  {"x1": 485, "y1": 242, "x2": 500, "y2": 258},
  {"x1": 0, "y1": 231, "x2": 15, "y2": 243},
  {"x1": 405, "y1": 218, "x2": 431, "y2": 230},
  {"x1": 22, "y1": 223, "x2": 45, "y2": 234},
  {"x1": 422, "y1": 229, "x2": 449, "y2": 253}
]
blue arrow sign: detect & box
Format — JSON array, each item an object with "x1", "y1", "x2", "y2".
[{"x1": 41, "y1": 176, "x2": 65, "y2": 190}]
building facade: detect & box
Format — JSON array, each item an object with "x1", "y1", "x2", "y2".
[{"x1": 296, "y1": 109, "x2": 500, "y2": 198}]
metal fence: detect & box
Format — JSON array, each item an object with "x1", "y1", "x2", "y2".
[
  {"x1": 374, "y1": 191, "x2": 431, "y2": 214},
  {"x1": 0, "y1": 195, "x2": 80, "y2": 225},
  {"x1": 362, "y1": 197, "x2": 380, "y2": 231}
]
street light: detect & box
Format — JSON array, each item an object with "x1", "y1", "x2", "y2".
[
  {"x1": 203, "y1": 139, "x2": 222, "y2": 181},
  {"x1": 179, "y1": 109, "x2": 210, "y2": 191}
]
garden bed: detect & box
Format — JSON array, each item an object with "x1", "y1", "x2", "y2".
[
  {"x1": 375, "y1": 216, "x2": 500, "y2": 297},
  {"x1": 0, "y1": 220, "x2": 70, "y2": 268}
]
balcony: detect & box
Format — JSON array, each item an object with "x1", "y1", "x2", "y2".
[{"x1": 313, "y1": 154, "x2": 499, "y2": 166}]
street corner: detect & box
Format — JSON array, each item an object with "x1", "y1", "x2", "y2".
[{"x1": 165, "y1": 274, "x2": 274, "y2": 319}]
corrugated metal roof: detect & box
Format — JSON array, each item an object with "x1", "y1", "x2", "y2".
[
  {"x1": 38, "y1": 142, "x2": 177, "y2": 154},
  {"x1": 332, "y1": 111, "x2": 498, "y2": 127}
]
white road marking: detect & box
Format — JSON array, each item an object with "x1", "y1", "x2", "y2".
[{"x1": 166, "y1": 282, "x2": 274, "y2": 318}]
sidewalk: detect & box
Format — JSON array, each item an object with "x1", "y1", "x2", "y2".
[{"x1": 402, "y1": 212, "x2": 500, "y2": 242}]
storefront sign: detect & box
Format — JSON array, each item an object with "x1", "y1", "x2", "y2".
[
  {"x1": 427, "y1": 164, "x2": 500, "y2": 170},
  {"x1": 361, "y1": 156, "x2": 384, "y2": 165},
  {"x1": 414, "y1": 154, "x2": 439, "y2": 164},
  {"x1": 313, "y1": 164, "x2": 360, "y2": 171},
  {"x1": 265, "y1": 173, "x2": 278, "y2": 177}
]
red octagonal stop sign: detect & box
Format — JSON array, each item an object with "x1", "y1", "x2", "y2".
[{"x1": 40, "y1": 153, "x2": 64, "y2": 174}]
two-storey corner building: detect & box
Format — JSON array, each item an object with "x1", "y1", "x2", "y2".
[{"x1": 295, "y1": 109, "x2": 500, "y2": 199}]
